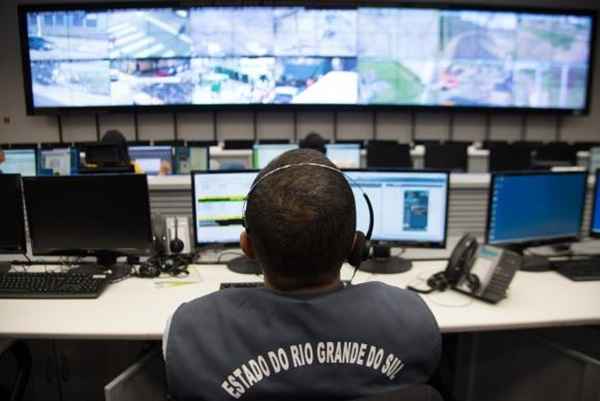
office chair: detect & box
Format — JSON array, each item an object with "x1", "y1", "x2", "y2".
[
  {"x1": 424, "y1": 143, "x2": 468, "y2": 172},
  {"x1": 488, "y1": 143, "x2": 532, "y2": 172},
  {"x1": 532, "y1": 142, "x2": 577, "y2": 168},
  {"x1": 0, "y1": 340, "x2": 31, "y2": 401},
  {"x1": 224, "y1": 139, "x2": 255, "y2": 150},
  {"x1": 482, "y1": 140, "x2": 508, "y2": 149},
  {"x1": 413, "y1": 139, "x2": 441, "y2": 148},
  {"x1": 367, "y1": 141, "x2": 413, "y2": 168},
  {"x1": 353, "y1": 385, "x2": 444, "y2": 401}
]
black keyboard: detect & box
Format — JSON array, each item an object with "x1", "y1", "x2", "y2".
[
  {"x1": 553, "y1": 258, "x2": 600, "y2": 281},
  {"x1": 0, "y1": 272, "x2": 109, "y2": 299},
  {"x1": 220, "y1": 280, "x2": 351, "y2": 290}
]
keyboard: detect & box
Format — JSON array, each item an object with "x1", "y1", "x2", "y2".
[
  {"x1": 220, "y1": 280, "x2": 351, "y2": 290},
  {"x1": 553, "y1": 258, "x2": 600, "y2": 281},
  {"x1": 0, "y1": 272, "x2": 109, "y2": 299}
]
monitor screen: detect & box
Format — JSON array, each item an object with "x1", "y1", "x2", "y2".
[
  {"x1": 345, "y1": 170, "x2": 449, "y2": 246},
  {"x1": 253, "y1": 144, "x2": 299, "y2": 169},
  {"x1": 487, "y1": 172, "x2": 587, "y2": 246},
  {"x1": 192, "y1": 171, "x2": 258, "y2": 245},
  {"x1": 129, "y1": 146, "x2": 173, "y2": 175},
  {"x1": 0, "y1": 149, "x2": 37, "y2": 176},
  {"x1": 0, "y1": 175, "x2": 27, "y2": 254},
  {"x1": 20, "y1": 5, "x2": 595, "y2": 114},
  {"x1": 175, "y1": 146, "x2": 209, "y2": 174},
  {"x1": 326, "y1": 143, "x2": 361, "y2": 168},
  {"x1": 38, "y1": 147, "x2": 74, "y2": 176},
  {"x1": 592, "y1": 170, "x2": 600, "y2": 237},
  {"x1": 23, "y1": 174, "x2": 153, "y2": 256}
]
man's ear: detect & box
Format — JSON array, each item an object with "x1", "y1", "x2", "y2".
[{"x1": 240, "y1": 231, "x2": 255, "y2": 259}]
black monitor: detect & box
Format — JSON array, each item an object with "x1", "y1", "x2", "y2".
[
  {"x1": 424, "y1": 143, "x2": 468, "y2": 172},
  {"x1": 0, "y1": 175, "x2": 27, "y2": 255},
  {"x1": 591, "y1": 170, "x2": 600, "y2": 238},
  {"x1": 23, "y1": 174, "x2": 153, "y2": 267},
  {"x1": 366, "y1": 142, "x2": 412, "y2": 168},
  {"x1": 486, "y1": 171, "x2": 588, "y2": 270}
]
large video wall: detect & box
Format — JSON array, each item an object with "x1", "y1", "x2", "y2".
[{"x1": 21, "y1": 5, "x2": 594, "y2": 113}]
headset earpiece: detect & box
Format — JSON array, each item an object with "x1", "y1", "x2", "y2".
[{"x1": 348, "y1": 231, "x2": 369, "y2": 268}]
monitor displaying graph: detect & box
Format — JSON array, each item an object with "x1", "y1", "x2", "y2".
[{"x1": 20, "y1": 4, "x2": 595, "y2": 114}]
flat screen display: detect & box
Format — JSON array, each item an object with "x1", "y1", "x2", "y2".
[
  {"x1": 192, "y1": 171, "x2": 258, "y2": 245},
  {"x1": 20, "y1": 4, "x2": 595, "y2": 114},
  {"x1": 0, "y1": 149, "x2": 37, "y2": 176},
  {"x1": 252, "y1": 144, "x2": 299, "y2": 169},
  {"x1": 591, "y1": 170, "x2": 600, "y2": 237},
  {"x1": 128, "y1": 146, "x2": 173, "y2": 175},
  {"x1": 345, "y1": 170, "x2": 449, "y2": 246},
  {"x1": 0, "y1": 175, "x2": 27, "y2": 254},
  {"x1": 326, "y1": 143, "x2": 361, "y2": 168},
  {"x1": 23, "y1": 174, "x2": 153, "y2": 256},
  {"x1": 38, "y1": 147, "x2": 76, "y2": 176},
  {"x1": 487, "y1": 172, "x2": 587, "y2": 246}
]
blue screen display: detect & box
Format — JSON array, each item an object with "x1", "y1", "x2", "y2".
[
  {"x1": 593, "y1": 171, "x2": 600, "y2": 235},
  {"x1": 488, "y1": 173, "x2": 587, "y2": 245}
]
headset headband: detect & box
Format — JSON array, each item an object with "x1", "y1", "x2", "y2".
[{"x1": 243, "y1": 163, "x2": 374, "y2": 241}]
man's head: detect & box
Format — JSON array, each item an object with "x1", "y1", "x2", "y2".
[{"x1": 242, "y1": 149, "x2": 356, "y2": 291}]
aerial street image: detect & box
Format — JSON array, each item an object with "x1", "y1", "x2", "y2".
[{"x1": 107, "y1": 9, "x2": 191, "y2": 59}]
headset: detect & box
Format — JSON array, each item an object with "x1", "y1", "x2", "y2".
[{"x1": 242, "y1": 162, "x2": 374, "y2": 270}]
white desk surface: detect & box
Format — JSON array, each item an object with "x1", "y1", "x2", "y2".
[{"x1": 1, "y1": 262, "x2": 599, "y2": 340}]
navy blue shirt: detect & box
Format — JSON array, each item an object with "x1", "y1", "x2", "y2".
[{"x1": 165, "y1": 282, "x2": 441, "y2": 401}]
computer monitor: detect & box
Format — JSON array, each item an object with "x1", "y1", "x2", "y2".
[
  {"x1": 0, "y1": 175, "x2": 27, "y2": 255},
  {"x1": 0, "y1": 149, "x2": 37, "y2": 176},
  {"x1": 128, "y1": 146, "x2": 174, "y2": 176},
  {"x1": 23, "y1": 174, "x2": 153, "y2": 266},
  {"x1": 252, "y1": 144, "x2": 299, "y2": 169},
  {"x1": 191, "y1": 171, "x2": 258, "y2": 246},
  {"x1": 326, "y1": 144, "x2": 361, "y2": 168},
  {"x1": 589, "y1": 147, "x2": 600, "y2": 173},
  {"x1": 175, "y1": 146, "x2": 209, "y2": 174},
  {"x1": 38, "y1": 147, "x2": 78, "y2": 176},
  {"x1": 344, "y1": 170, "x2": 449, "y2": 273},
  {"x1": 486, "y1": 171, "x2": 587, "y2": 269},
  {"x1": 345, "y1": 170, "x2": 449, "y2": 247},
  {"x1": 591, "y1": 170, "x2": 600, "y2": 238}
]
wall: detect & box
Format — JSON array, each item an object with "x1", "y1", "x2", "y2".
[{"x1": 1, "y1": 0, "x2": 599, "y2": 145}]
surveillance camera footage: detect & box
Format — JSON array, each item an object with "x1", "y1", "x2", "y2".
[{"x1": 25, "y1": 7, "x2": 593, "y2": 111}]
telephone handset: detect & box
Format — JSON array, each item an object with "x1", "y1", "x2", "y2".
[{"x1": 408, "y1": 233, "x2": 521, "y2": 303}]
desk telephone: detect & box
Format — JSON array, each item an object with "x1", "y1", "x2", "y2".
[{"x1": 409, "y1": 234, "x2": 521, "y2": 303}]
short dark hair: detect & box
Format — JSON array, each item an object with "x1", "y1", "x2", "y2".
[{"x1": 245, "y1": 149, "x2": 356, "y2": 290}]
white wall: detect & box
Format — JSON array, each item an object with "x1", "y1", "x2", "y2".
[{"x1": 1, "y1": 0, "x2": 599, "y2": 144}]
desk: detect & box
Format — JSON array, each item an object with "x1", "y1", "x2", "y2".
[{"x1": 1, "y1": 262, "x2": 599, "y2": 340}]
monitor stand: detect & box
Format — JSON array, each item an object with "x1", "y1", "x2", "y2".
[
  {"x1": 227, "y1": 256, "x2": 261, "y2": 275},
  {"x1": 70, "y1": 252, "x2": 131, "y2": 281},
  {"x1": 358, "y1": 245, "x2": 412, "y2": 274},
  {"x1": 507, "y1": 246, "x2": 552, "y2": 272}
]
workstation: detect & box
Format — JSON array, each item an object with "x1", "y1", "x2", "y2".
[{"x1": 2, "y1": 1, "x2": 600, "y2": 401}]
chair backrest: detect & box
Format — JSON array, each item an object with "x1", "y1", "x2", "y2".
[
  {"x1": 352, "y1": 385, "x2": 444, "y2": 401},
  {"x1": 533, "y1": 142, "x2": 577, "y2": 166},
  {"x1": 424, "y1": 143, "x2": 468, "y2": 172},
  {"x1": 489, "y1": 144, "x2": 531, "y2": 172},
  {"x1": 367, "y1": 142, "x2": 412, "y2": 168},
  {"x1": 482, "y1": 140, "x2": 508, "y2": 150}
]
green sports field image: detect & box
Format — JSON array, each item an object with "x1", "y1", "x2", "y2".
[{"x1": 358, "y1": 59, "x2": 425, "y2": 104}]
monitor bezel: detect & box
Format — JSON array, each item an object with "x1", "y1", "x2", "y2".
[
  {"x1": 0, "y1": 174, "x2": 27, "y2": 255},
  {"x1": 485, "y1": 170, "x2": 589, "y2": 248},
  {"x1": 17, "y1": 1, "x2": 598, "y2": 116},
  {"x1": 343, "y1": 168, "x2": 450, "y2": 249},
  {"x1": 191, "y1": 169, "x2": 260, "y2": 247},
  {"x1": 22, "y1": 174, "x2": 154, "y2": 257},
  {"x1": 590, "y1": 169, "x2": 600, "y2": 238}
]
